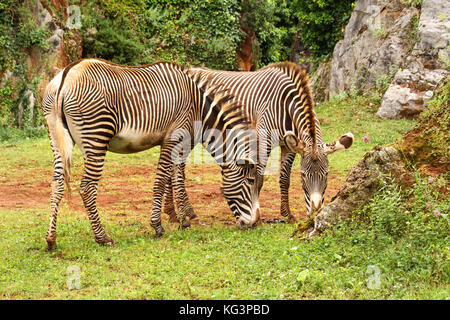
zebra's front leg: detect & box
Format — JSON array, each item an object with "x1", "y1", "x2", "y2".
[
  {"x1": 80, "y1": 152, "x2": 114, "y2": 246},
  {"x1": 280, "y1": 147, "x2": 296, "y2": 223},
  {"x1": 173, "y1": 162, "x2": 197, "y2": 229}
]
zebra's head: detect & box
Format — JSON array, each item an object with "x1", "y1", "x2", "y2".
[
  {"x1": 220, "y1": 158, "x2": 261, "y2": 229},
  {"x1": 284, "y1": 131, "x2": 354, "y2": 216}
]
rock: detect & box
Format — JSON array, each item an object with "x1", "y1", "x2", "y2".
[
  {"x1": 305, "y1": 0, "x2": 448, "y2": 118},
  {"x1": 377, "y1": 0, "x2": 450, "y2": 119},
  {"x1": 309, "y1": 59, "x2": 332, "y2": 102},
  {"x1": 329, "y1": 0, "x2": 419, "y2": 95},
  {"x1": 308, "y1": 146, "x2": 413, "y2": 236},
  {"x1": 376, "y1": 84, "x2": 424, "y2": 118}
]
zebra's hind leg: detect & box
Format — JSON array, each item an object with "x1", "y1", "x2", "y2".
[
  {"x1": 173, "y1": 162, "x2": 196, "y2": 229},
  {"x1": 80, "y1": 151, "x2": 114, "y2": 246},
  {"x1": 45, "y1": 119, "x2": 74, "y2": 252},
  {"x1": 46, "y1": 174, "x2": 64, "y2": 252},
  {"x1": 280, "y1": 148, "x2": 296, "y2": 223},
  {"x1": 151, "y1": 141, "x2": 185, "y2": 238}
]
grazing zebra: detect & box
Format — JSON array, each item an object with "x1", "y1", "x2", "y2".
[
  {"x1": 42, "y1": 58, "x2": 260, "y2": 251},
  {"x1": 163, "y1": 62, "x2": 354, "y2": 224}
]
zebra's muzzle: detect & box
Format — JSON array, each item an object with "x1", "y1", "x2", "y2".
[{"x1": 310, "y1": 192, "x2": 322, "y2": 211}]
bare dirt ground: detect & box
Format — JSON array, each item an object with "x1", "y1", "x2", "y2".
[{"x1": 0, "y1": 162, "x2": 344, "y2": 227}]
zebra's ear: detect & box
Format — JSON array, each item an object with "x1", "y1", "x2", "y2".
[
  {"x1": 283, "y1": 132, "x2": 306, "y2": 155},
  {"x1": 323, "y1": 132, "x2": 354, "y2": 155}
]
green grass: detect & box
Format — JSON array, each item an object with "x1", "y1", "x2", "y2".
[
  {"x1": 0, "y1": 198, "x2": 447, "y2": 299},
  {"x1": 315, "y1": 92, "x2": 414, "y2": 175},
  {"x1": 2, "y1": 92, "x2": 447, "y2": 300}
]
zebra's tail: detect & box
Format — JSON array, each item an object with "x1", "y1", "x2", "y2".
[{"x1": 52, "y1": 61, "x2": 82, "y2": 197}]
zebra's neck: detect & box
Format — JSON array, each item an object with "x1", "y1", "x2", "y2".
[
  {"x1": 198, "y1": 84, "x2": 253, "y2": 166},
  {"x1": 265, "y1": 62, "x2": 321, "y2": 152}
]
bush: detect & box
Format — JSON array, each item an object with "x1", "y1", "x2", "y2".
[
  {"x1": 417, "y1": 78, "x2": 450, "y2": 162},
  {"x1": 290, "y1": 0, "x2": 354, "y2": 59},
  {"x1": 0, "y1": 0, "x2": 48, "y2": 137},
  {"x1": 80, "y1": 0, "x2": 243, "y2": 69},
  {"x1": 241, "y1": 0, "x2": 296, "y2": 68}
]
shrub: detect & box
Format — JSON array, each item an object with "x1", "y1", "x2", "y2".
[
  {"x1": 0, "y1": 0, "x2": 48, "y2": 136},
  {"x1": 290, "y1": 0, "x2": 354, "y2": 59}
]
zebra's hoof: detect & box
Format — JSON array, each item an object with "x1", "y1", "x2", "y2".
[
  {"x1": 189, "y1": 213, "x2": 198, "y2": 220},
  {"x1": 45, "y1": 241, "x2": 57, "y2": 252},
  {"x1": 154, "y1": 227, "x2": 165, "y2": 238},
  {"x1": 286, "y1": 215, "x2": 297, "y2": 223},
  {"x1": 96, "y1": 236, "x2": 115, "y2": 246},
  {"x1": 185, "y1": 207, "x2": 197, "y2": 220},
  {"x1": 180, "y1": 220, "x2": 191, "y2": 229}
]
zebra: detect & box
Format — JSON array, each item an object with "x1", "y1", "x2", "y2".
[
  {"x1": 42, "y1": 58, "x2": 261, "y2": 251},
  {"x1": 163, "y1": 62, "x2": 354, "y2": 224}
]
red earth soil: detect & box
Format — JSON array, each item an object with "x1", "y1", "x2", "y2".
[{"x1": 0, "y1": 164, "x2": 344, "y2": 227}]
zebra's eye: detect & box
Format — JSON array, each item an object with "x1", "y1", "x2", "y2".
[{"x1": 248, "y1": 177, "x2": 255, "y2": 184}]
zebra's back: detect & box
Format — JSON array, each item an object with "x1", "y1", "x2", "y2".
[{"x1": 57, "y1": 59, "x2": 198, "y2": 154}]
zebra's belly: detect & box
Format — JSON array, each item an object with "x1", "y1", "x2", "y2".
[{"x1": 108, "y1": 129, "x2": 166, "y2": 154}]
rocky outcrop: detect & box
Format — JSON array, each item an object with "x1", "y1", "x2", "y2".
[
  {"x1": 308, "y1": 146, "x2": 413, "y2": 237},
  {"x1": 328, "y1": 0, "x2": 419, "y2": 95},
  {"x1": 376, "y1": 0, "x2": 449, "y2": 119},
  {"x1": 308, "y1": 0, "x2": 448, "y2": 118}
]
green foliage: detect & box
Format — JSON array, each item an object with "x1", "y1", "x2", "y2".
[
  {"x1": 0, "y1": 125, "x2": 47, "y2": 142},
  {"x1": 401, "y1": 0, "x2": 423, "y2": 8},
  {"x1": 406, "y1": 13, "x2": 420, "y2": 47},
  {"x1": 81, "y1": 2, "x2": 145, "y2": 65},
  {"x1": 375, "y1": 64, "x2": 398, "y2": 95},
  {"x1": 80, "y1": 0, "x2": 243, "y2": 69},
  {"x1": 0, "y1": 0, "x2": 48, "y2": 133},
  {"x1": 0, "y1": 84, "x2": 13, "y2": 126},
  {"x1": 290, "y1": 0, "x2": 355, "y2": 59},
  {"x1": 241, "y1": 0, "x2": 296, "y2": 68},
  {"x1": 355, "y1": 177, "x2": 409, "y2": 239},
  {"x1": 320, "y1": 173, "x2": 449, "y2": 292},
  {"x1": 15, "y1": 6, "x2": 50, "y2": 51},
  {"x1": 413, "y1": 78, "x2": 449, "y2": 163},
  {"x1": 79, "y1": 0, "x2": 355, "y2": 68}
]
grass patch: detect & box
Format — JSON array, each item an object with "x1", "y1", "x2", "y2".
[{"x1": 315, "y1": 91, "x2": 415, "y2": 175}]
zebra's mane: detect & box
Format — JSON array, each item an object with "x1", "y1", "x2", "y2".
[{"x1": 262, "y1": 61, "x2": 318, "y2": 149}]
